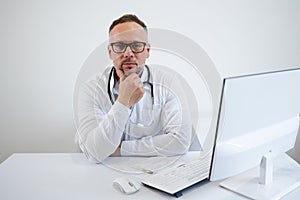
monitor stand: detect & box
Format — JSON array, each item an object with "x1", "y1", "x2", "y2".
[{"x1": 219, "y1": 153, "x2": 300, "y2": 200}]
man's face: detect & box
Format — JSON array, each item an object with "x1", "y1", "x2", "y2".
[{"x1": 108, "y1": 22, "x2": 150, "y2": 75}]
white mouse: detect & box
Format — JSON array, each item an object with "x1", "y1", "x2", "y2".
[{"x1": 113, "y1": 177, "x2": 141, "y2": 194}]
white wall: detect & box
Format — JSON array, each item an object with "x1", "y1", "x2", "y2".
[{"x1": 0, "y1": 0, "x2": 299, "y2": 163}]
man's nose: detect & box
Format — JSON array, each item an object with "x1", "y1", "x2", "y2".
[{"x1": 124, "y1": 46, "x2": 134, "y2": 57}]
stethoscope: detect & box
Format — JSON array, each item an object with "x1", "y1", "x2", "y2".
[{"x1": 107, "y1": 65, "x2": 154, "y2": 106}]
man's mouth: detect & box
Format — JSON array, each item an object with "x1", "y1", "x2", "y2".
[
  {"x1": 122, "y1": 62, "x2": 137, "y2": 67},
  {"x1": 121, "y1": 61, "x2": 138, "y2": 72}
]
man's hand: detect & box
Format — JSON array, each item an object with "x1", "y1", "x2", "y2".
[
  {"x1": 116, "y1": 69, "x2": 144, "y2": 108},
  {"x1": 110, "y1": 147, "x2": 121, "y2": 157},
  {"x1": 110, "y1": 141, "x2": 122, "y2": 157},
  {"x1": 129, "y1": 88, "x2": 144, "y2": 106}
]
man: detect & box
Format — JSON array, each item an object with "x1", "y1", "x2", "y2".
[{"x1": 77, "y1": 14, "x2": 192, "y2": 163}]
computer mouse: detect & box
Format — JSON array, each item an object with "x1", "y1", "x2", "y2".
[{"x1": 112, "y1": 177, "x2": 141, "y2": 194}]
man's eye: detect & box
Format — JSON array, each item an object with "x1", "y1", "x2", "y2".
[
  {"x1": 115, "y1": 44, "x2": 125, "y2": 49},
  {"x1": 132, "y1": 44, "x2": 142, "y2": 49}
]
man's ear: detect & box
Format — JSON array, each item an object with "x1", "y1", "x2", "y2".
[
  {"x1": 146, "y1": 43, "x2": 151, "y2": 58},
  {"x1": 108, "y1": 45, "x2": 113, "y2": 59}
]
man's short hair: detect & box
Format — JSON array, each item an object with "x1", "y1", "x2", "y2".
[{"x1": 109, "y1": 14, "x2": 147, "y2": 33}]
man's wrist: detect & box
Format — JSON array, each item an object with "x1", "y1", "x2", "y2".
[{"x1": 117, "y1": 98, "x2": 131, "y2": 108}]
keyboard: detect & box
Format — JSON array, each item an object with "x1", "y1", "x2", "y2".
[{"x1": 142, "y1": 156, "x2": 210, "y2": 195}]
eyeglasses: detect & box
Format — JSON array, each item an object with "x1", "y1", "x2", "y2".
[{"x1": 110, "y1": 42, "x2": 147, "y2": 54}]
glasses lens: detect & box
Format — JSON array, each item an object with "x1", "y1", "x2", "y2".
[
  {"x1": 112, "y1": 43, "x2": 126, "y2": 53},
  {"x1": 131, "y1": 42, "x2": 145, "y2": 53}
]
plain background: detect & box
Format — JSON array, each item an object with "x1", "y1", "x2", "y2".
[{"x1": 0, "y1": 0, "x2": 299, "y2": 163}]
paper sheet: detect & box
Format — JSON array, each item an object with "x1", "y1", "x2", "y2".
[{"x1": 102, "y1": 156, "x2": 182, "y2": 174}]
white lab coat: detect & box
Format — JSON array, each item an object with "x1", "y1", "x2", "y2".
[{"x1": 76, "y1": 65, "x2": 192, "y2": 163}]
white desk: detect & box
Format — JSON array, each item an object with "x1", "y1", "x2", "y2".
[{"x1": 0, "y1": 153, "x2": 299, "y2": 200}]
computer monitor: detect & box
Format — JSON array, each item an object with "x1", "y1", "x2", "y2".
[{"x1": 210, "y1": 68, "x2": 300, "y2": 199}]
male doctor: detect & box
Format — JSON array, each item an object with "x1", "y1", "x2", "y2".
[{"x1": 76, "y1": 14, "x2": 192, "y2": 163}]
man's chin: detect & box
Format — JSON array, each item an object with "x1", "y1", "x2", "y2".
[
  {"x1": 124, "y1": 66, "x2": 143, "y2": 77},
  {"x1": 123, "y1": 66, "x2": 138, "y2": 73}
]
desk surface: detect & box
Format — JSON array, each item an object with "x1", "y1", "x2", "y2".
[{"x1": 0, "y1": 153, "x2": 299, "y2": 200}]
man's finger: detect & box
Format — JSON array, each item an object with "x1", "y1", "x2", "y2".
[{"x1": 116, "y1": 69, "x2": 125, "y2": 81}]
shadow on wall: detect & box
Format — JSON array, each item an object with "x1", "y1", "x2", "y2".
[{"x1": 288, "y1": 127, "x2": 300, "y2": 163}]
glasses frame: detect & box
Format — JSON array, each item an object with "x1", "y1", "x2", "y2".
[{"x1": 110, "y1": 41, "x2": 147, "y2": 54}]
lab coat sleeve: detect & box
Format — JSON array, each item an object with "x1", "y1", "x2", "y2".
[
  {"x1": 121, "y1": 87, "x2": 192, "y2": 156},
  {"x1": 76, "y1": 80, "x2": 131, "y2": 163}
]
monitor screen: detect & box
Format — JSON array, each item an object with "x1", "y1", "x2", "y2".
[{"x1": 210, "y1": 68, "x2": 300, "y2": 199}]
